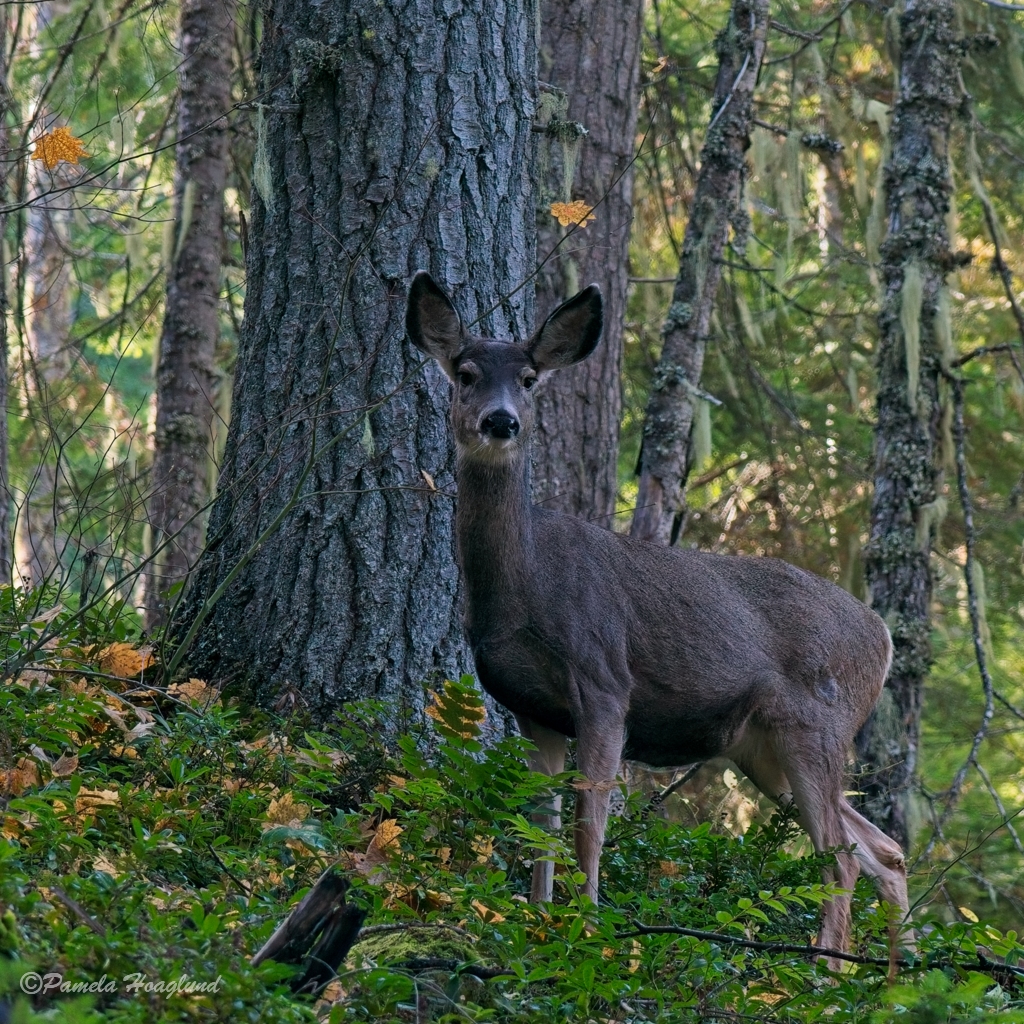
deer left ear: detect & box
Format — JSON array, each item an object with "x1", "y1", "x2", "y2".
[
  {"x1": 526, "y1": 285, "x2": 603, "y2": 371},
  {"x1": 406, "y1": 272, "x2": 465, "y2": 377}
]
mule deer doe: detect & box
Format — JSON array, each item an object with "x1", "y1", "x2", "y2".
[{"x1": 406, "y1": 272, "x2": 910, "y2": 953}]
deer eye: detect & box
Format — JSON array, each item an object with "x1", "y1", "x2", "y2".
[
  {"x1": 457, "y1": 370, "x2": 474, "y2": 387},
  {"x1": 522, "y1": 375, "x2": 537, "y2": 390}
]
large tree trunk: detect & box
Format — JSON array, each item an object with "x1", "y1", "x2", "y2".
[
  {"x1": 631, "y1": 0, "x2": 767, "y2": 546},
  {"x1": 145, "y1": 0, "x2": 234, "y2": 629},
  {"x1": 856, "y1": 0, "x2": 962, "y2": 851},
  {"x1": 530, "y1": 0, "x2": 643, "y2": 521},
  {"x1": 16, "y1": 0, "x2": 73, "y2": 587},
  {"x1": 176, "y1": 0, "x2": 536, "y2": 720},
  {"x1": 0, "y1": 6, "x2": 10, "y2": 581}
]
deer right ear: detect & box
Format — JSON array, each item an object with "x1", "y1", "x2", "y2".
[
  {"x1": 406, "y1": 272, "x2": 464, "y2": 377},
  {"x1": 526, "y1": 284, "x2": 603, "y2": 372}
]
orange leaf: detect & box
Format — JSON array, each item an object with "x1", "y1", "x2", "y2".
[
  {"x1": 31, "y1": 126, "x2": 89, "y2": 170},
  {"x1": 549, "y1": 200, "x2": 596, "y2": 229}
]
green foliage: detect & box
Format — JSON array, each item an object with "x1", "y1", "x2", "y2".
[{"x1": 2, "y1": 614, "x2": 1023, "y2": 1022}]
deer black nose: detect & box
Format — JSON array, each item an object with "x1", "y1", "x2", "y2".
[{"x1": 482, "y1": 411, "x2": 520, "y2": 439}]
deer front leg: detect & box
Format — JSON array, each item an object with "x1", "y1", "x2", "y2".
[
  {"x1": 573, "y1": 710, "x2": 625, "y2": 905},
  {"x1": 515, "y1": 716, "x2": 567, "y2": 903}
]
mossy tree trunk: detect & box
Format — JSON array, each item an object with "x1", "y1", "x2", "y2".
[
  {"x1": 176, "y1": 0, "x2": 535, "y2": 721},
  {"x1": 145, "y1": 0, "x2": 234, "y2": 629},
  {"x1": 856, "y1": 0, "x2": 963, "y2": 850},
  {"x1": 0, "y1": 7, "x2": 10, "y2": 581},
  {"x1": 630, "y1": 0, "x2": 767, "y2": 546},
  {"x1": 530, "y1": 0, "x2": 643, "y2": 521}
]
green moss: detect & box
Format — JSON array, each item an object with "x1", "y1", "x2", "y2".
[{"x1": 350, "y1": 927, "x2": 476, "y2": 968}]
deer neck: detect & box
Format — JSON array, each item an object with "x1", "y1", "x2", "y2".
[{"x1": 455, "y1": 448, "x2": 534, "y2": 635}]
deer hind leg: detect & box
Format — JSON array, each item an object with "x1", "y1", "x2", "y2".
[
  {"x1": 515, "y1": 716, "x2": 567, "y2": 903},
  {"x1": 777, "y1": 746, "x2": 862, "y2": 958},
  {"x1": 839, "y1": 803, "x2": 914, "y2": 950},
  {"x1": 732, "y1": 731, "x2": 859, "y2": 958}
]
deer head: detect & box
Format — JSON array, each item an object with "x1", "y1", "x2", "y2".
[{"x1": 406, "y1": 272, "x2": 603, "y2": 463}]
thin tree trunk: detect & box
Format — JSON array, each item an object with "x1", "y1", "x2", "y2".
[
  {"x1": 16, "y1": 0, "x2": 73, "y2": 587},
  {"x1": 631, "y1": 0, "x2": 767, "y2": 546},
  {"x1": 145, "y1": 0, "x2": 234, "y2": 629},
  {"x1": 530, "y1": 0, "x2": 643, "y2": 521},
  {"x1": 856, "y1": 0, "x2": 962, "y2": 851},
  {"x1": 0, "y1": 6, "x2": 10, "y2": 581},
  {"x1": 176, "y1": 0, "x2": 535, "y2": 722}
]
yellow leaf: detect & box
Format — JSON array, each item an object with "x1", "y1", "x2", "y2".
[
  {"x1": 51, "y1": 752, "x2": 79, "y2": 777},
  {"x1": 420, "y1": 469, "x2": 437, "y2": 491},
  {"x1": 549, "y1": 200, "x2": 596, "y2": 228},
  {"x1": 97, "y1": 642, "x2": 155, "y2": 678},
  {"x1": 959, "y1": 906, "x2": 979, "y2": 923},
  {"x1": 1, "y1": 758, "x2": 40, "y2": 795},
  {"x1": 75, "y1": 788, "x2": 119, "y2": 812},
  {"x1": 263, "y1": 792, "x2": 310, "y2": 828},
  {"x1": 425, "y1": 680, "x2": 487, "y2": 740},
  {"x1": 370, "y1": 818, "x2": 403, "y2": 853},
  {"x1": 471, "y1": 899, "x2": 505, "y2": 924},
  {"x1": 31, "y1": 126, "x2": 89, "y2": 170},
  {"x1": 168, "y1": 677, "x2": 217, "y2": 708}
]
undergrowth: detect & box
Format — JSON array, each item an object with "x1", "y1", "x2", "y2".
[{"x1": 0, "y1": 585, "x2": 1022, "y2": 1022}]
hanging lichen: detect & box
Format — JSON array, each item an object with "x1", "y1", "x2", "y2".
[
  {"x1": 970, "y1": 560, "x2": 995, "y2": 667},
  {"x1": 736, "y1": 292, "x2": 763, "y2": 347},
  {"x1": 693, "y1": 229, "x2": 712, "y2": 307},
  {"x1": 939, "y1": 397, "x2": 956, "y2": 474},
  {"x1": 161, "y1": 217, "x2": 175, "y2": 277},
  {"x1": 967, "y1": 131, "x2": 1006, "y2": 248},
  {"x1": 854, "y1": 144, "x2": 868, "y2": 211},
  {"x1": 1008, "y1": 33, "x2": 1024, "y2": 101},
  {"x1": 865, "y1": 141, "x2": 888, "y2": 267},
  {"x1": 751, "y1": 127, "x2": 773, "y2": 183},
  {"x1": 253, "y1": 105, "x2": 275, "y2": 213},
  {"x1": 846, "y1": 363, "x2": 859, "y2": 410},
  {"x1": 548, "y1": 118, "x2": 587, "y2": 203},
  {"x1": 900, "y1": 263, "x2": 924, "y2": 415},
  {"x1": 716, "y1": 337, "x2": 741, "y2": 397},
  {"x1": 778, "y1": 134, "x2": 802, "y2": 263},
  {"x1": 915, "y1": 495, "x2": 947, "y2": 550},
  {"x1": 935, "y1": 285, "x2": 955, "y2": 370},
  {"x1": 692, "y1": 398, "x2": 712, "y2": 470},
  {"x1": 174, "y1": 179, "x2": 196, "y2": 261}
]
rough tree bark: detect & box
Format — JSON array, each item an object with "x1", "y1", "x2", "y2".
[
  {"x1": 0, "y1": 6, "x2": 10, "y2": 580},
  {"x1": 16, "y1": 0, "x2": 73, "y2": 586},
  {"x1": 145, "y1": 0, "x2": 234, "y2": 629},
  {"x1": 856, "y1": 0, "x2": 962, "y2": 850},
  {"x1": 176, "y1": 0, "x2": 535, "y2": 719},
  {"x1": 530, "y1": 0, "x2": 643, "y2": 521},
  {"x1": 631, "y1": 0, "x2": 767, "y2": 546}
]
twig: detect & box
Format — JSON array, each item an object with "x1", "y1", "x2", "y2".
[
  {"x1": 768, "y1": 18, "x2": 820, "y2": 42},
  {"x1": 616, "y1": 922, "x2": 1024, "y2": 979},
  {"x1": 973, "y1": 151, "x2": 1024, "y2": 389},
  {"x1": 994, "y1": 689, "x2": 1024, "y2": 723},
  {"x1": 952, "y1": 343, "x2": 1015, "y2": 368},
  {"x1": 49, "y1": 885, "x2": 106, "y2": 937},
  {"x1": 644, "y1": 762, "x2": 705, "y2": 816},
  {"x1": 934, "y1": 378, "x2": 995, "y2": 830},
  {"x1": 752, "y1": 118, "x2": 789, "y2": 136},
  {"x1": 972, "y1": 762, "x2": 1024, "y2": 857}
]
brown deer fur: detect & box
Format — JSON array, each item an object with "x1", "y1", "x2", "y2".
[{"x1": 406, "y1": 272, "x2": 910, "y2": 954}]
